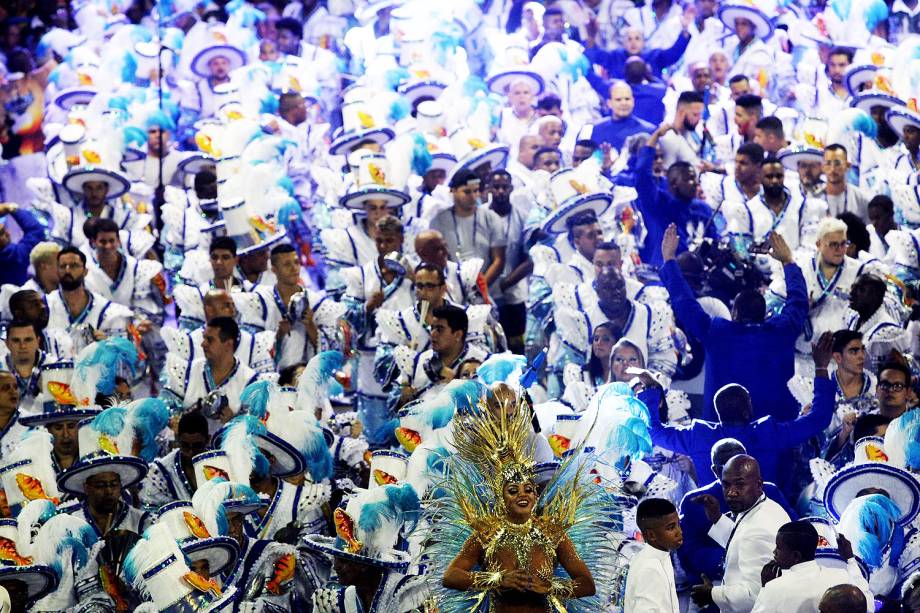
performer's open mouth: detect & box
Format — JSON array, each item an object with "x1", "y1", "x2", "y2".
[{"x1": 515, "y1": 498, "x2": 531, "y2": 507}]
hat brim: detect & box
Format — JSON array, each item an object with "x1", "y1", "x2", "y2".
[
  {"x1": 54, "y1": 88, "x2": 97, "y2": 111},
  {"x1": 57, "y1": 455, "x2": 149, "y2": 496},
  {"x1": 301, "y1": 535, "x2": 411, "y2": 570},
  {"x1": 182, "y1": 536, "x2": 240, "y2": 576},
  {"x1": 541, "y1": 193, "x2": 614, "y2": 235},
  {"x1": 356, "y1": 0, "x2": 403, "y2": 22},
  {"x1": 487, "y1": 70, "x2": 545, "y2": 96},
  {"x1": 887, "y1": 109, "x2": 920, "y2": 138},
  {"x1": 329, "y1": 127, "x2": 395, "y2": 157},
  {"x1": 252, "y1": 430, "x2": 306, "y2": 478},
  {"x1": 223, "y1": 493, "x2": 270, "y2": 515},
  {"x1": 778, "y1": 147, "x2": 824, "y2": 171},
  {"x1": 399, "y1": 81, "x2": 448, "y2": 105},
  {"x1": 851, "y1": 92, "x2": 905, "y2": 114},
  {"x1": 0, "y1": 564, "x2": 58, "y2": 601},
  {"x1": 62, "y1": 168, "x2": 131, "y2": 200},
  {"x1": 236, "y1": 229, "x2": 288, "y2": 256},
  {"x1": 824, "y1": 463, "x2": 920, "y2": 525},
  {"x1": 191, "y1": 45, "x2": 247, "y2": 78},
  {"x1": 20, "y1": 407, "x2": 102, "y2": 427},
  {"x1": 428, "y1": 154, "x2": 457, "y2": 175},
  {"x1": 845, "y1": 65, "x2": 878, "y2": 97},
  {"x1": 717, "y1": 5, "x2": 774, "y2": 40},
  {"x1": 453, "y1": 145, "x2": 509, "y2": 177},
  {"x1": 340, "y1": 187, "x2": 411, "y2": 210},
  {"x1": 178, "y1": 155, "x2": 217, "y2": 176}
]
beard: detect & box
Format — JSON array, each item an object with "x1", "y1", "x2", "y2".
[
  {"x1": 59, "y1": 275, "x2": 83, "y2": 291},
  {"x1": 878, "y1": 121, "x2": 898, "y2": 145},
  {"x1": 763, "y1": 184, "x2": 785, "y2": 199}
]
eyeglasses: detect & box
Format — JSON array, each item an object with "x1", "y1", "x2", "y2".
[
  {"x1": 878, "y1": 380, "x2": 907, "y2": 392},
  {"x1": 825, "y1": 240, "x2": 851, "y2": 250},
  {"x1": 415, "y1": 282, "x2": 443, "y2": 290}
]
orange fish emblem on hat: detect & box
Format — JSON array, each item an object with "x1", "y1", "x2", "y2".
[
  {"x1": 82, "y1": 148, "x2": 101, "y2": 164},
  {"x1": 368, "y1": 163, "x2": 387, "y2": 185},
  {"x1": 15, "y1": 474, "x2": 59, "y2": 504},
  {"x1": 548, "y1": 434, "x2": 571, "y2": 457},
  {"x1": 202, "y1": 465, "x2": 230, "y2": 482},
  {"x1": 183, "y1": 571, "x2": 222, "y2": 596},
  {"x1": 213, "y1": 32, "x2": 228, "y2": 44},
  {"x1": 803, "y1": 132, "x2": 825, "y2": 149},
  {"x1": 568, "y1": 179, "x2": 589, "y2": 195},
  {"x1": 467, "y1": 138, "x2": 487, "y2": 150},
  {"x1": 0, "y1": 537, "x2": 32, "y2": 566},
  {"x1": 46, "y1": 381, "x2": 77, "y2": 405},
  {"x1": 817, "y1": 535, "x2": 830, "y2": 547},
  {"x1": 358, "y1": 111, "x2": 376, "y2": 129},
  {"x1": 334, "y1": 508, "x2": 363, "y2": 554},
  {"x1": 864, "y1": 443, "x2": 888, "y2": 462},
  {"x1": 183, "y1": 511, "x2": 211, "y2": 539},
  {"x1": 373, "y1": 469, "x2": 398, "y2": 486},
  {"x1": 871, "y1": 52, "x2": 885, "y2": 66},
  {"x1": 195, "y1": 132, "x2": 216, "y2": 156},
  {"x1": 266, "y1": 553, "x2": 296, "y2": 595},
  {"x1": 98, "y1": 435, "x2": 119, "y2": 455},
  {"x1": 876, "y1": 75, "x2": 896, "y2": 96},
  {"x1": 395, "y1": 427, "x2": 421, "y2": 453}
]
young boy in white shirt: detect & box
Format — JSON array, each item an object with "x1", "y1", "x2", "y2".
[{"x1": 624, "y1": 497, "x2": 683, "y2": 612}]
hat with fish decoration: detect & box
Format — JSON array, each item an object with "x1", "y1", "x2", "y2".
[
  {"x1": 123, "y1": 523, "x2": 237, "y2": 613},
  {"x1": 57, "y1": 398, "x2": 169, "y2": 497},
  {"x1": 339, "y1": 153, "x2": 411, "y2": 210},
  {"x1": 0, "y1": 518, "x2": 58, "y2": 604},
  {"x1": 23, "y1": 338, "x2": 140, "y2": 426},
  {"x1": 30, "y1": 513, "x2": 99, "y2": 611},
  {"x1": 329, "y1": 96, "x2": 396, "y2": 157},
  {"x1": 303, "y1": 482, "x2": 420, "y2": 570},
  {"x1": 153, "y1": 501, "x2": 240, "y2": 577},
  {"x1": 0, "y1": 432, "x2": 62, "y2": 516}
]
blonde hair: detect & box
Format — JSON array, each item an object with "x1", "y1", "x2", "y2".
[
  {"x1": 816, "y1": 217, "x2": 848, "y2": 242},
  {"x1": 29, "y1": 242, "x2": 61, "y2": 269}
]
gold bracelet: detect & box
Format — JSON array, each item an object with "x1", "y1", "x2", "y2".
[
  {"x1": 469, "y1": 570, "x2": 504, "y2": 592},
  {"x1": 548, "y1": 577, "x2": 575, "y2": 600}
]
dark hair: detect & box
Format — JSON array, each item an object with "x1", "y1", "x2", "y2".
[
  {"x1": 432, "y1": 304, "x2": 468, "y2": 339},
  {"x1": 194, "y1": 169, "x2": 217, "y2": 187},
  {"x1": 878, "y1": 361, "x2": 912, "y2": 385},
  {"x1": 736, "y1": 142, "x2": 765, "y2": 163},
  {"x1": 853, "y1": 413, "x2": 892, "y2": 442},
  {"x1": 209, "y1": 236, "x2": 238, "y2": 256},
  {"x1": 533, "y1": 147, "x2": 562, "y2": 163},
  {"x1": 837, "y1": 212, "x2": 870, "y2": 254},
  {"x1": 733, "y1": 289, "x2": 766, "y2": 323},
  {"x1": 777, "y1": 520, "x2": 819, "y2": 561},
  {"x1": 636, "y1": 498, "x2": 677, "y2": 530},
  {"x1": 278, "y1": 91, "x2": 302, "y2": 116},
  {"x1": 824, "y1": 143, "x2": 848, "y2": 157},
  {"x1": 6, "y1": 319, "x2": 37, "y2": 337},
  {"x1": 588, "y1": 322, "x2": 620, "y2": 382},
  {"x1": 536, "y1": 93, "x2": 562, "y2": 111},
  {"x1": 677, "y1": 91, "x2": 705, "y2": 106},
  {"x1": 207, "y1": 316, "x2": 240, "y2": 350},
  {"x1": 414, "y1": 262, "x2": 445, "y2": 284},
  {"x1": 735, "y1": 94, "x2": 763, "y2": 113},
  {"x1": 755, "y1": 116, "x2": 784, "y2": 139},
  {"x1": 490, "y1": 169, "x2": 512, "y2": 183},
  {"x1": 713, "y1": 384, "x2": 752, "y2": 425},
  {"x1": 178, "y1": 411, "x2": 209, "y2": 436},
  {"x1": 270, "y1": 243, "x2": 297, "y2": 264},
  {"x1": 666, "y1": 161, "x2": 693, "y2": 183},
  {"x1": 543, "y1": 6, "x2": 564, "y2": 18},
  {"x1": 595, "y1": 240, "x2": 620, "y2": 252},
  {"x1": 278, "y1": 362, "x2": 306, "y2": 386},
  {"x1": 760, "y1": 154, "x2": 783, "y2": 168},
  {"x1": 276, "y1": 16, "x2": 304, "y2": 39},
  {"x1": 9, "y1": 290, "x2": 41, "y2": 319},
  {"x1": 728, "y1": 74, "x2": 749, "y2": 86},
  {"x1": 449, "y1": 168, "x2": 481, "y2": 190},
  {"x1": 57, "y1": 246, "x2": 87, "y2": 265},
  {"x1": 828, "y1": 46, "x2": 854, "y2": 63},
  {"x1": 867, "y1": 194, "x2": 894, "y2": 215},
  {"x1": 831, "y1": 329, "x2": 863, "y2": 354},
  {"x1": 86, "y1": 217, "x2": 120, "y2": 242},
  {"x1": 566, "y1": 211, "x2": 598, "y2": 232},
  {"x1": 574, "y1": 139, "x2": 598, "y2": 151}
]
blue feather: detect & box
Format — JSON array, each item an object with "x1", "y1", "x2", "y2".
[
  {"x1": 121, "y1": 52, "x2": 137, "y2": 84},
  {"x1": 240, "y1": 380, "x2": 273, "y2": 419},
  {"x1": 476, "y1": 354, "x2": 527, "y2": 385},
  {"x1": 463, "y1": 76, "x2": 489, "y2": 98},
  {"x1": 441, "y1": 380, "x2": 486, "y2": 417},
  {"x1": 864, "y1": 0, "x2": 888, "y2": 30},
  {"x1": 410, "y1": 132, "x2": 433, "y2": 176},
  {"x1": 853, "y1": 494, "x2": 900, "y2": 568},
  {"x1": 92, "y1": 407, "x2": 127, "y2": 436},
  {"x1": 107, "y1": 96, "x2": 131, "y2": 113},
  {"x1": 849, "y1": 109, "x2": 878, "y2": 138},
  {"x1": 384, "y1": 68, "x2": 410, "y2": 91},
  {"x1": 79, "y1": 338, "x2": 138, "y2": 395},
  {"x1": 388, "y1": 97, "x2": 411, "y2": 123},
  {"x1": 905, "y1": 421, "x2": 920, "y2": 470},
  {"x1": 302, "y1": 427, "x2": 333, "y2": 482},
  {"x1": 144, "y1": 110, "x2": 176, "y2": 132},
  {"x1": 260, "y1": 92, "x2": 279, "y2": 115},
  {"x1": 129, "y1": 399, "x2": 169, "y2": 461},
  {"x1": 316, "y1": 351, "x2": 345, "y2": 379},
  {"x1": 277, "y1": 176, "x2": 295, "y2": 196},
  {"x1": 385, "y1": 482, "x2": 421, "y2": 529},
  {"x1": 123, "y1": 126, "x2": 147, "y2": 147}
]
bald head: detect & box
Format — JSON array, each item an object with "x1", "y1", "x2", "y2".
[
  {"x1": 415, "y1": 230, "x2": 449, "y2": 269},
  {"x1": 818, "y1": 584, "x2": 867, "y2": 613},
  {"x1": 518, "y1": 134, "x2": 541, "y2": 168},
  {"x1": 203, "y1": 289, "x2": 236, "y2": 322},
  {"x1": 721, "y1": 454, "x2": 763, "y2": 513}
]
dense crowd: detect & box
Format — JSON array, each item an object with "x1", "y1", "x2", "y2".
[{"x1": 3, "y1": 0, "x2": 920, "y2": 611}]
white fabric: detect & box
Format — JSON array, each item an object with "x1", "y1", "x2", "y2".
[
  {"x1": 623, "y1": 542, "x2": 680, "y2": 612},
  {"x1": 750, "y1": 559, "x2": 873, "y2": 613}
]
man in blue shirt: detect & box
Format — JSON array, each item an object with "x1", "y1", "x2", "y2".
[
  {"x1": 583, "y1": 12, "x2": 692, "y2": 81},
  {"x1": 659, "y1": 225, "x2": 807, "y2": 420},
  {"x1": 676, "y1": 438, "x2": 795, "y2": 587},
  {"x1": 647, "y1": 328, "x2": 836, "y2": 487},
  {"x1": 0, "y1": 204, "x2": 45, "y2": 287},
  {"x1": 590, "y1": 81, "x2": 655, "y2": 151},
  {"x1": 634, "y1": 126, "x2": 718, "y2": 267}
]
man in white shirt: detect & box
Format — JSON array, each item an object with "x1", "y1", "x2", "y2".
[
  {"x1": 752, "y1": 520, "x2": 873, "y2": 612},
  {"x1": 624, "y1": 497, "x2": 682, "y2": 612},
  {"x1": 819, "y1": 584, "x2": 871, "y2": 612},
  {"x1": 690, "y1": 454, "x2": 790, "y2": 612}
]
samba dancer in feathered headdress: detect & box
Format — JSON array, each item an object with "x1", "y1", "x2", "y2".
[{"x1": 429, "y1": 396, "x2": 621, "y2": 613}]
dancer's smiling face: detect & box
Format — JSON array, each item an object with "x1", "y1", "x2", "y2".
[{"x1": 503, "y1": 480, "x2": 537, "y2": 523}]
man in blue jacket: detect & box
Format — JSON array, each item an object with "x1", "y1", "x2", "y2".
[
  {"x1": 659, "y1": 224, "x2": 807, "y2": 420},
  {"x1": 635, "y1": 126, "x2": 718, "y2": 267},
  {"x1": 583, "y1": 11, "x2": 693, "y2": 81},
  {"x1": 676, "y1": 438, "x2": 796, "y2": 589},
  {"x1": 647, "y1": 328, "x2": 836, "y2": 487},
  {"x1": 0, "y1": 203, "x2": 45, "y2": 286}
]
